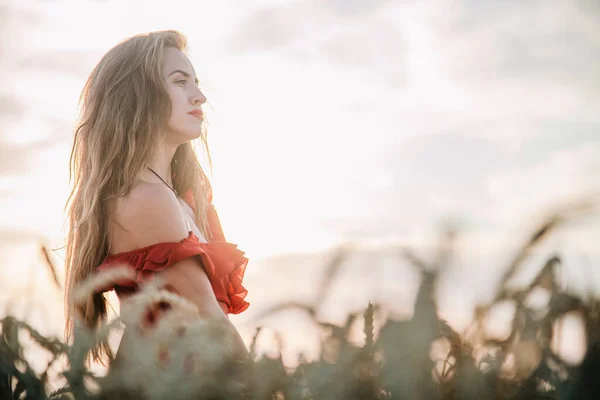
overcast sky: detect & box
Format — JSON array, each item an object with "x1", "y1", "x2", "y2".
[{"x1": 1, "y1": 0, "x2": 599, "y2": 369}]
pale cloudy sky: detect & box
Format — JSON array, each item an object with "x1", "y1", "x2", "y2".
[{"x1": 0, "y1": 0, "x2": 599, "y2": 369}]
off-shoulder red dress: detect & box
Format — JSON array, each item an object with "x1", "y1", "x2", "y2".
[{"x1": 95, "y1": 190, "x2": 250, "y2": 315}]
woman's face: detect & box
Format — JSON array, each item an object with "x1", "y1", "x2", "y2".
[{"x1": 162, "y1": 47, "x2": 206, "y2": 143}]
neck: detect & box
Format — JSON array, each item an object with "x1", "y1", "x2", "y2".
[{"x1": 147, "y1": 143, "x2": 179, "y2": 186}]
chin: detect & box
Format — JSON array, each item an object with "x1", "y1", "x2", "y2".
[{"x1": 185, "y1": 130, "x2": 203, "y2": 139}]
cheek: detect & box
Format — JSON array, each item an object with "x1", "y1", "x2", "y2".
[
  {"x1": 168, "y1": 89, "x2": 186, "y2": 111},
  {"x1": 167, "y1": 93, "x2": 187, "y2": 124}
]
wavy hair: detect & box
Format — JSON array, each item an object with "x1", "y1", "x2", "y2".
[{"x1": 64, "y1": 30, "x2": 212, "y2": 363}]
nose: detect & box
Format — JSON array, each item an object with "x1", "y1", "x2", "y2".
[{"x1": 190, "y1": 87, "x2": 207, "y2": 106}]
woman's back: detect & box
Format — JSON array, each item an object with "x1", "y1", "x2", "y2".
[{"x1": 108, "y1": 179, "x2": 206, "y2": 254}]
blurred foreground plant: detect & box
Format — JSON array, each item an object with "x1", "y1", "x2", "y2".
[{"x1": 1, "y1": 200, "x2": 599, "y2": 399}]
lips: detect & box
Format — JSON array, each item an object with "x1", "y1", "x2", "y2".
[{"x1": 188, "y1": 110, "x2": 203, "y2": 119}]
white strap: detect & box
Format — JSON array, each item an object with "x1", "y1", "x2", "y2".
[
  {"x1": 176, "y1": 199, "x2": 207, "y2": 243},
  {"x1": 176, "y1": 200, "x2": 193, "y2": 232}
]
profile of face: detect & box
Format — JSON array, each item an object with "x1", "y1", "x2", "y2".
[{"x1": 162, "y1": 47, "x2": 207, "y2": 143}]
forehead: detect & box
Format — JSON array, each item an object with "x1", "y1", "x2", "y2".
[{"x1": 162, "y1": 47, "x2": 195, "y2": 75}]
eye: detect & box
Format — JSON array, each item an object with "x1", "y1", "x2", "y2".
[{"x1": 176, "y1": 79, "x2": 187, "y2": 85}]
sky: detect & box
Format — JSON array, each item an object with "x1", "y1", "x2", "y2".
[{"x1": 0, "y1": 0, "x2": 599, "y2": 371}]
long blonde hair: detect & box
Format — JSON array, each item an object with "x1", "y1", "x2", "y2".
[{"x1": 64, "y1": 30, "x2": 212, "y2": 363}]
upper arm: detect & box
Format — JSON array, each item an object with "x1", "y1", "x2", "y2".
[{"x1": 113, "y1": 183, "x2": 224, "y2": 318}]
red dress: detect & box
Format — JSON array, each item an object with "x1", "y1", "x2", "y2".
[{"x1": 95, "y1": 189, "x2": 250, "y2": 315}]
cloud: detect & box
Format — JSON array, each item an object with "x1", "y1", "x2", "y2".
[
  {"x1": 428, "y1": 1, "x2": 600, "y2": 118},
  {"x1": 319, "y1": 0, "x2": 394, "y2": 17},
  {"x1": 0, "y1": 138, "x2": 56, "y2": 175},
  {"x1": 479, "y1": 142, "x2": 600, "y2": 224},
  {"x1": 16, "y1": 49, "x2": 98, "y2": 76},
  {"x1": 226, "y1": 5, "x2": 305, "y2": 51},
  {"x1": 441, "y1": 1, "x2": 600, "y2": 82},
  {"x1": 0, "y1": 3, "x2": 39, "y2": 39},
  {"x1": 0, "y1": 5, "x2": 38, "y2": 123},
  {"x1": 0, "y1": 4, "x2": 41, "y2": 62},
  {"x1": 0, "y1": 93, "x2": 25, "y2": 120},
  {"x1": 226, "y1": 0, "x2": 408, "y2": 86},
  {"x1": 226, "y1": 0, "x2": 600, "y2": 136},
  {"x1": 315, "y1": 125, "x2": 600, "y2": 242},
  {"x1": 326, "y1": 132, "x2": 514, "y2": 236},
  {"x1": 226, "y1": 0, "x2": 388, "y2": 51},
  {"x1": 132, "y1": 1, "x2": 600, "y2": 254}
]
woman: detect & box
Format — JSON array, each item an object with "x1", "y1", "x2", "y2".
[{"x1": 63, "y1": 30, "x2": 250, "y2": 365}]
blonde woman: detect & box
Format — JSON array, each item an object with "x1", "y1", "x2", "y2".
[{"x1": 64, "y1": 31, "x2": 250, "y2": 365}]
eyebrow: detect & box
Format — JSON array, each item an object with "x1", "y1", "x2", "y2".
[{"x1": 168, "y1": 69, "x2": 200, "y2": 84}]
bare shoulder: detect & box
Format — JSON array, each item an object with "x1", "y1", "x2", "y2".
[{"x1": 111, "y1": 181, "x2": 189, "y2": 251}]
